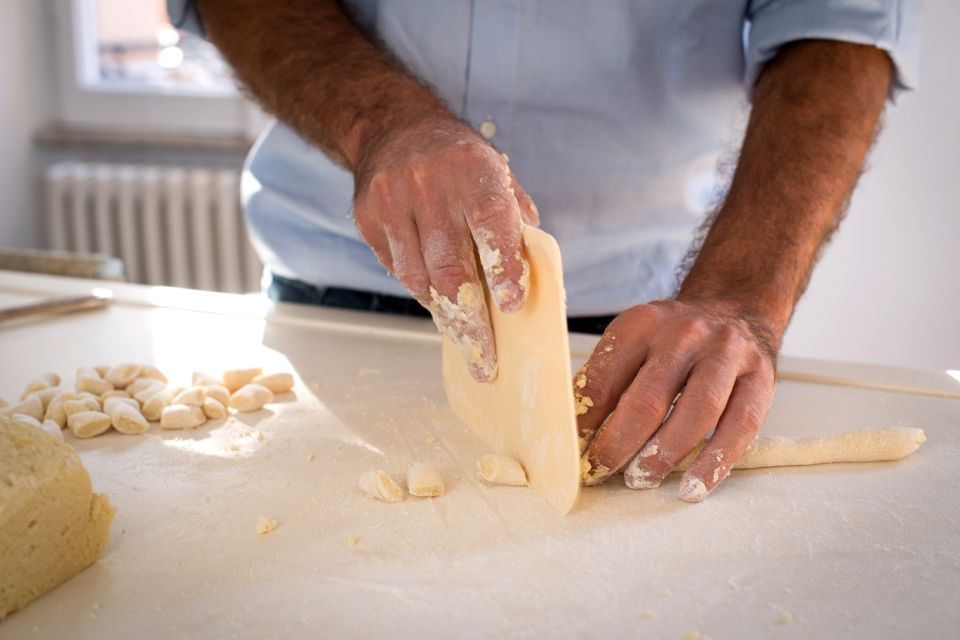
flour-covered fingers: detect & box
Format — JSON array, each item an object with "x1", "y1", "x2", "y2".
[
  {"x1": 417, "y1": 203, "x2": 497, "y2": 382},
  {"x1": 623, "y1": 361, "x2": 737, "y2": 489},
  {"x1": 510, "y1": 174, "x2": 540, "y2": 227},
  {"x1": 678, "y1": 371, "x2": 774, "y2": 502},
  {"x1": 574, "y1": 323, "x2": 649, "y2": 452},
  {"x1": 581, "y1": 355, "x2": 691, "y2": 486}
]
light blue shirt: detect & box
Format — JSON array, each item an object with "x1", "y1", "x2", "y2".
[{"x1": 170, "y1": 0, "x2": 920, "y2": 316}]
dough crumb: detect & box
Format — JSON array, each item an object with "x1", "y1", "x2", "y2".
[
  {"x1": 573, "y1": 366, "x2": 593, "y2": 415},
  {"x1": 477, "y1": 454, "x2": 529, "y2": 486},
  {"x1": 256, "y1": 516, "x2": 278, "y2": 535},
  {"x1": 407, "y1": 463, "x2": 445, "y2": 497},
  {"x1": 346, "y1": 536, "x2": 359, "y2": 548},
  {"x1": 774, "y1": 612, "x2": 795, "y2": 625},
  {"x1": 640, "y1": 610, "x2": 657, "y2": 620},
  {"x1": 307, "y1": 453, "x2": 316, "y2": 462},
  {"x1": 683, "y1": 632, "x2": 708, "y2": 640},
  {"x1": 425, "y1": 436, "x2": 437, "y2": 445},
  {"x1": 358, "y1": 469, "x2": 405, "y2": 502}
]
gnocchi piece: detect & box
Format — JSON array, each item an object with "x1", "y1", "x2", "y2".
[
  {"x1": 63, "y1": 397, "x2": 100, "y2": 417},
  {"x1": 229, "y1": 384, "x2": 273, "y2": 413},
  {"x1": 160, "y1": 403, "x2": 206, "y2": 430},
  {"x1": 477, "y1": 454, "x2": 529, "y2": 486},
  {"x1": 67, "y1": 411, "x2": 112, "y2": 438},
  {"x1": 127, "y1": 377, "x2": 160, "y2": 395},
  {"x1": 93, "y1": 365, "x2": 111, "y2": 378},
  {"x1": 44, "y1": 390, "x2": 77, "y2": 429},
  {"x1": 192, "y1": 371, "x2": 220, "y2": 386},
  {"x1": 101, "y1": 389, "x2": 132, "y2": 400},
  {"x1": 202, "y1": 384, "x2": 230, "y2": 407},
  {"x1": 406, "y1": 463, "x2": 445, "y2": 498},
  {"x1": 20, "y1": 373, "x2": 59, "y2": 399},
  {"x1": 0, "y1": 398, "x2": 6, "y2": 408},
  {"x1": 105, "y1": 401, "x2": 149, "y2": 435},
  {"x1": 141, "y1": 387, "x2": 183, "y2": 421},
  {"x1": 41, "y1": 419, "x2": 65, "y2": 441},
  {"x1": 222, "y1": 367, "x2": 263, "y2": 393},
  {"x1": 8, "y1": 395, "x2": 44, "y2": 421},
  {"x1": 11, "y1": 413, "x2": 43, "y2": 430},
  {"x1": 25, "y1": 386, "x2": 64, "y2": 411},
  {"x1": 358, "y1": 469, "x2": 405, "y2": 503},
  {"x1": 251, "y1": 372, "x2": 294, "y2": 394},
  {"x1": 138, "y1": 365, "x2": 168, "y2": 383},
  {"x1": 202, "y1": 397, "x2": 227, "y2": 420},
  {"x1": 133, "y1": 381, "x2": 166, "y2": 405},
  {"x1": 76, "y1": 368, "x2": 114, "y2": 396},
  {"x1": 104, "y1": 363, "x2": 142, "y2": 389},
  {"x1": 102, "y1": 396, "x2": 139, "y2": 413},
  {"x1": 172, "y1": 387, "x2": 206, "y2": 407}
]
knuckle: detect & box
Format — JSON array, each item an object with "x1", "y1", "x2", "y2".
[
  {"x1": 714, "y1": 326, "x2": 744, "y2": 355},
  {"x1": 732, "y1": 404, "x2": 765, "y2": 437},
  {"x1": 619, "y1": 387, "x2": 668, "y2": 423},
  {"x1": 429, "y1": 261, "x2": 472, "y2": 293},
  {"x1": 470, "y1": 193, "x2": 515, "y2": 231},
  {"x1": 687, "y1": 387, "x2": 726, "y2": 418}
]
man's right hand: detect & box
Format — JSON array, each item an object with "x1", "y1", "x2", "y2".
[{"x1": 353, "y1": 117, "x2": 540, "y2": 381}]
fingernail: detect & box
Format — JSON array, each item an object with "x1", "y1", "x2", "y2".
[{"x1": 678, "y1": 474, "x2": 709, "y2": 503}]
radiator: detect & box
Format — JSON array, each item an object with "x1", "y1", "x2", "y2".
[{"x1": 43, "y1": 162, "x2": 263, "y2": 293}]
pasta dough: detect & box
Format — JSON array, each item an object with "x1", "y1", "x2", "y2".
[
  {"x1": 0, "y1": 420, "x2": 115, "y2": 619},
  {"x1": 443, "y1": 227, "x2": 580, "y2": 514}
]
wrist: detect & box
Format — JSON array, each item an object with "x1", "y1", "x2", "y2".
[{"x1": 673, "y1": 288, "x2": 788, "y2": 358}]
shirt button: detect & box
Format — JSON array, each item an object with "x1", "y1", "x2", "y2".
[{"x1": 479, "y1": 120, "x2": 497, "y2": 139}]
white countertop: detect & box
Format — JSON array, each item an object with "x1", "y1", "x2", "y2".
[{"x1": 0, "y1": 271, "x2": 958, "y2": 639}]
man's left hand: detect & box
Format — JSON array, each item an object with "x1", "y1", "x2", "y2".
[{"x1": 578, "y1": 299, "x2": 778, "y2": 502}]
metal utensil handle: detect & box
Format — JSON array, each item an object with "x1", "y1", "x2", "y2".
[{"x1": 0, "y1": 291, "x2": 113, "y2": 322}]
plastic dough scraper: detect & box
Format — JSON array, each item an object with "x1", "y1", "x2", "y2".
[{"x1": 441, "y1": 226, "x2": 581, "y2": 514}]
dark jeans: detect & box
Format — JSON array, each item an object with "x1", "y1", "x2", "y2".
[{"x1": 267, "y1": 273, "x2": 616, "y2": 335}]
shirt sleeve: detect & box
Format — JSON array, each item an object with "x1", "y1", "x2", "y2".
[
  {"x1": 744, "y1": 0, "x2": 922, "y2": 97},
  {"x1": 166, "y1": 0, "x2": 206, "y2": 37}
]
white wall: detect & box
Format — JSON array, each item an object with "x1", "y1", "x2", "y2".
[
  {"x1": 781, "y1": 0, "x2": 960, "y2": 372},
  {"x1": 0, "y1": 1, "x2": 45, "y2": 248}
]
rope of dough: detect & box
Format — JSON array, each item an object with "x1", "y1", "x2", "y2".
[{"x1": 674, "y1": 427, "x2": 926, "y2": 472}]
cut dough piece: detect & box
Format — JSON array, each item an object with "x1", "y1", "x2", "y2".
[
  {"x1": 477, "y1": 453, "x2": 529, "y2": 486},
  {"x1": 407, "y1": 463, "x2": 445, "y2": 497},
  {"x1": 358, "y1": 470, "x2": 404, "y2": 503},
  {"x1": 0, "y1": 420, "x2": 115, "y2": 619},
  {"x1": 255, "y1": 516, "x2": 277, "y2": 535},
  {"x1": 675, "y1": 427, "x2": 927, "y2": 471},
  {"x1": 442, "y1": 226, "x2": 580, "y2": 514}
]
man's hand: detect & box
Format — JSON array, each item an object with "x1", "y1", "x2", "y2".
[
  {"x1": 353, "y1": 117, "x2": 539, "y2": 381},
  {"x1": 197, "y1": 0, "x2": 538, "y2": 381},
  {"x1": 580, "y1": 40, "x2": 891, "y2": 501},
  {"x1": 578, "y1": 300, "x2": 776, "y2": 501}
]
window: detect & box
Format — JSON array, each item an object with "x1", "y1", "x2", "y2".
[
  {"x1": 53, "y1": 0, "x2": 266, "y2": 140},
  {"x1": 87, "y1": 0, "x2": 233, "y2": 94}
]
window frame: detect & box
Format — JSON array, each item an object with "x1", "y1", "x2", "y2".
[{"x1": 52, "y1": 0, "x2": 265, "y2": 140}]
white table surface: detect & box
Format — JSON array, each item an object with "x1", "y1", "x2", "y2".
[{"x1": 0, "y1": 271, "x2": 958, "y2": 640}]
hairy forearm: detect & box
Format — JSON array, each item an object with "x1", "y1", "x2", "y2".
[
  {"x1": 196, "y1": 0, "x2": 449, "y2": 168},
  {"x1": 678, "y1": 40, "x2": 891, "y2": 345}
]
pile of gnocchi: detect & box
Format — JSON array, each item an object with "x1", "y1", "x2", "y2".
[{"x1": 0, "y1": 365, "x2": 294, "y2": 441}]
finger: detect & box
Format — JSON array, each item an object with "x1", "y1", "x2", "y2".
[
  {"x1": 383, "y1": 212, "x2": 431, "y2": 306},
  {"x1": 677, "y1": 372, "x2": 773, "y2": 503},
  {"x1": 574, "y1": 313, "x2": 654, "y2": 451},
  {"x1": 581, "y1": 354, "x2": 691, "y2": 486},
  {"x1": 462, "y1": 166, "x2": 529, "y2": 314},
  {"x1": 623, "y1": 360, "x2": 737, "y2": 490},
  {"x1": 354, "y1": 184, "x2": 394, "y2": 274},
  {"x1": 415, "y1": 196, "x2": 497, "y2": 382},
  {"x1": 510, "y1": 175, "x2": 540, "y2": 227}
]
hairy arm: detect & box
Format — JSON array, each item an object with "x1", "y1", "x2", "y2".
[
  {"x1": 196, "y1": 0, "x2": 539, "y2": 381},
  {"x1": 580, "y1": 40, "x2": 891, "y2": 500},
  {"x1": 677, "y1": 40, "x2": 892, "y2": 349}
]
